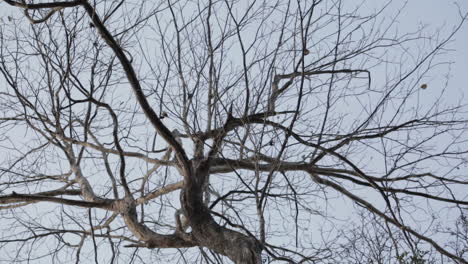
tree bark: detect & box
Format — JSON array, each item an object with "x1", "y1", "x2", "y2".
[{"x1": 182, "y1": 160, "x2": 262, "y2": 264}]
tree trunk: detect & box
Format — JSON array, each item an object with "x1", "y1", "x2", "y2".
[{"x1": 182, "y1": 160, "x2": 262, "y2": 263}]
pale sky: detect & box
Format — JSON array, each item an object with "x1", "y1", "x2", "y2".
[
  {"x1": 0, "y1": 1, "x2": 467, "y2": 263},
  {"x1": 400, "y1": 0, "x2": 467, "y2": 98}
]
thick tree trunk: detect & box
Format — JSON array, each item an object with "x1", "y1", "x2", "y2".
[{"x1": 182, "y1": 161, "x2": 262, "y2": 264}]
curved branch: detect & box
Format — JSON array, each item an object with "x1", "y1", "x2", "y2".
[
  {"x1": 3, "y1": 0, "x2": 82, "y2": 9},
  {"x1": 307, "y1": 171, "x2": 467, "y2": 264},
  {"x1": 1, "y1": 192, "x2": 113, "y2": 210},
  {"x1": 80, "y1": 1, "x2": 191, "y2": 175}
]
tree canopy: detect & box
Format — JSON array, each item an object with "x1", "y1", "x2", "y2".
[{"x1": 0, "y1": 0, "x2": 467, "y2": 263}]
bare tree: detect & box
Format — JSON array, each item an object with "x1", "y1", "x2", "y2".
[{"x1": 0, "y1": 0, "x2": 467, "y2": 263}]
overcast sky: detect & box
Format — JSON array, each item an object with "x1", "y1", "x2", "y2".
[
  {"x1": 397, "y1": 0, "x2": 467, "y2": 98},
  {"x1": 0, "y1": 1, "x2": 467, "y2": 263}
]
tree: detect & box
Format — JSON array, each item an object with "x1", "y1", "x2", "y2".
[{"x1": 0, "y1": 0, "x2": 467, "y2": 263}]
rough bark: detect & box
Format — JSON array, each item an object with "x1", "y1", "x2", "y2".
[{"x1": 182, "y1": 160, "x2": 262, "y2": 264}]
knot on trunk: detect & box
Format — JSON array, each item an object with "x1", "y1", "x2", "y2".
[{"x1": 226, "y1": 236, "x2": 262, "y2": 264}]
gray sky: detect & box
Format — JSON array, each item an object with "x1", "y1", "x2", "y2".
[
  {"x1": 396, "y1": 0, "x2": 467, "y2": 97},
  {"x1": 0, "y1": 1, "x2": 467, "y2": 263}
]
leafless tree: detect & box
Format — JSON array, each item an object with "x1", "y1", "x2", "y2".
[{"x1": 0, "y1": 0, "x2": 467, "y2": 263}]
